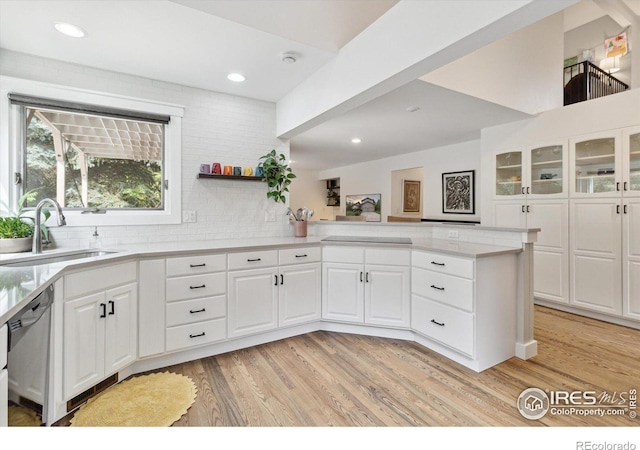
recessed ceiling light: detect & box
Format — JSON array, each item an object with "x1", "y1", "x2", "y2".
[
  {"x1": 54, "y1": 22, "x2": 86, "y2": 38},
  {"x1": 281, "y1": 52, "x2": 297, "y2": 64},
  {"x1": 351, "y1": 138, "x2": 362, "y2": 144},
  {"x1": 227, "y1": 73, "x2": 246, "y2": 82},
  {"x1": 406, "y1": 106, "x2": 421, "y2": 113}
]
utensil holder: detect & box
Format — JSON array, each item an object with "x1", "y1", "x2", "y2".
[{"x1": 293, "y1": 221, "x2": 307, "y2": 237}]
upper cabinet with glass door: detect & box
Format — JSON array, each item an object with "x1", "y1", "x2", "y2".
[
  {"x1": 527, "y1": 142, "x2": 567, "y2": 198},
  {"x1": 570, "y1": 131, "x2": 621, "y2": 197},
  {"x1": 623, "y1": 126, "x2": 640, "y2": 197},
  {"x1": 494, "y1": 142, "x2": 566, "y2": 199},
  {"x1": 495, "y1": 150, "x2": 524, "y2": 198}
]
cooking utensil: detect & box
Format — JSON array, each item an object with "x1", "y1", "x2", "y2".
[
  {"x1": 307, "y1": 209, "x2": 314, "y2": 220},
  {"x1": 296, "y1": 208, "x2": 304, "y2": 221}
]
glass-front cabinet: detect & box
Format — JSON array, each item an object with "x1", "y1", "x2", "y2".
[
  {"x1": 495, "y1": 151, "x2": 523, "y2": 197},
  {"x1": 494, "y1": 142, "x2": 566, "y2": 199},
  {"x1": 571, "y1": 133, "x2": 619, "y2": 196},
  {"x1": 624, "y1": 126, "x2": 640, "y2": 196},
  {"x1": 529, "y1": 144, "x2": 565, "y2": 196}
]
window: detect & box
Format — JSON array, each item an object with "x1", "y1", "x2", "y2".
[
  {"x1": 22, "y1": 107, "x2": 165, "y2": 210},
  {"x1": 1, "y1": 76, "x2": 184, "y2": 226}
]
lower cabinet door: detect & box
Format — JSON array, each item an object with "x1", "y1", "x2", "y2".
[
  {"x1": 411, "y1": 294, "x2": 474, "y2": 356},
  {"x1": 365, "y1": 265, "x2": 410, "y2": 327},
  {"x1": 228, "y1": 268, "x2": 278, "y2": 338},
  {"x1": 279, "y1": 263, "x2": 321, "y2": 327},
  {"x1": 322, "y1": 263, "x2": 364, "y2": 323},
  {"x1": 104, "y1": 283, "x2": 137, "y2": 375}
]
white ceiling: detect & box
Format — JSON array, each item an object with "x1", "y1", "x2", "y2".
[{"x1": 0, "y1": 0, "x2": 637, "y2": 172}]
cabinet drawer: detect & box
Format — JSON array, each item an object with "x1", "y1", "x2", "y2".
[
  {"x1": 412, "y1": 251, "x2": 474, "y2": 279},
  {"x1": 322, "y1": 246, "x2": 364, "y2": 264},
  {"x1": 0, "y1": 324, "x2": 6, "y2": 368},
  {"x1": 412, "y1": 267, "x2": 474, "y2": 312},
  {"x1": 166, "y1": 295, "x2": 226, "y2": 327},
  {"x1": 166, "y1": 254, "x2": 226, "y2": 277},
  {"x1": 279, "y1": 247, "x2": 321, "y2": 265},
  {"x1": 165, "y1": 318, "x2": 226, "y2": 352},
  {"x1": 228, "y1": 250, "x2": 278, "y2": 270},
  {"x1": 64, "y1": 261, "x2": 137, "y2": 299},
  {"x1": 166, "y1": 272, "x2": 226, "y2": 302},
  {"x1": 366, "y1": 248, "x2": 411, "y2": 266},
  {"x1": 411, "y1": 295, "x2": 474, "y2": 356}
]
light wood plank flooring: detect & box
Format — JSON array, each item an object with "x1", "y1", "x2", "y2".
[{"x1": 58, "y1": 306, "x2": 640, "y2": 426}]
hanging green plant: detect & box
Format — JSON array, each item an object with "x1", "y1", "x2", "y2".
[{"x1": 258, "y1": 149, "x2": 296, "y2": 204}]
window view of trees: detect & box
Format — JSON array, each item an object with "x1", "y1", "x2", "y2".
[{"x1": 24, "y1": 114, "x2": 163, "y2": 209}]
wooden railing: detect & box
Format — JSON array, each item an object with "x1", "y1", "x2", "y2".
[{"x1": 564, "y1": 61, "x2": 629, "y2": 106}]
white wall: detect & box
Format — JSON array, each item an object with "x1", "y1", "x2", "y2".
[
  {"x1": 288, "y1": 169, "x2": 332, "y2": 221},
  {"x1": 421, "y1": 12, "x2": 565, "y2": 115},
  {"x1": 0, "y1": 49, "x2": 291, "y2": 248},
  {"x1": 317, "y1": 140, "x2": 481, "y2": 223}
]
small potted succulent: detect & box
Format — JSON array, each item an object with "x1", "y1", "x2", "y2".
[
  {"x1": 258, "y1": 149, "x2": 296, "y2": 204},
  {"x1": 0, "y1": 190, "x2": 51, "y2": 253}
]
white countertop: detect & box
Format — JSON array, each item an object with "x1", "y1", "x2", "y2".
[{"x1": 0, "y1": 235, "x2": 521, "y2": 324}]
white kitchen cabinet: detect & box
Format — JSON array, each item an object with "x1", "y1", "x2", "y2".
[
  {"x1": 493, "y1": 142, "x2": 569, "y2": 305},
  {"x1": 228, "y1": 267, "x2": 278, "y2": 338},
  {"x1": 63, "y1": 262, "x2": 137, "y2": 400},
  {"x1": 623, "y1": 198, "x2": 640, "y2": 320},
  {"x1": 164, "y1": 253, "x2": 227, "y2": 352},
  {"x1": 322, "y1": 246, "x2": 411, "y2": 328},
  {"x1": 570, "y1": 131, "x2": 621, "y2": 198},
  {"x1": 278, "y1": 263, "x2": 321, "y2": 327},
  {"x1": 0, "y1": 324, "x2": 6, "y2": 427},
  {"x1": 411, "y1": 249, "x2": 518, "y2": 370}
]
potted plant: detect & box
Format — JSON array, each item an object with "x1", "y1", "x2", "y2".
[
  {"x1": 0, "y1": 190, "x2": 52, "y2": 253},
  {"x1": 258, "y1": 149, "x2": 296, "y2": 204}
]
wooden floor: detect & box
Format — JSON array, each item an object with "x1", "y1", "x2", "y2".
[{"x1": 58, "y1": 305, "x2": 640, "y2": 426}]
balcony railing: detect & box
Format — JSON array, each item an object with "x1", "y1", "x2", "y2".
[{"x1": 564, "y1": 61, "x2": 629, "y2": 106}]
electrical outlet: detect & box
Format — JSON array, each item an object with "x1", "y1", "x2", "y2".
[
  {"x1": 183, "y1": 210, "x2": 196, "y2": 223},
  {"x1": 448, "y1": 229, "x2": 459, "y2": 239}
]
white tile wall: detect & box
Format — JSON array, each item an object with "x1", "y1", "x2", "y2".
[{"x1": 0, "y1": 50, "x2": 291, "y2": 248}]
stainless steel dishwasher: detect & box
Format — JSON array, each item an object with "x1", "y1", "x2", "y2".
[{"x1": 7, "y1": 283, "x2": 54, "y2": 426}]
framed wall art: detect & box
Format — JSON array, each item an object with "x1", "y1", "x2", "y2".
[
  {"x1": 345, "y1": 194, "x2": 381, "y2": 222},
  {"x1": 402, "y1": 180, "x2": 421, "y2": 213},
  {"x1": 442, "y1": 170, "x2": 475, "y2": 214}
]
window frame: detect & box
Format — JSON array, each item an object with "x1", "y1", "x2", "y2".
[{"x1": 1, "y1": 76, "x2": 184, "y2": 226}]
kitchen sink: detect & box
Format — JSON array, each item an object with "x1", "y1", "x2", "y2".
[{"x1": 0, "y1": 250, "x2": 117, "y2": 267}]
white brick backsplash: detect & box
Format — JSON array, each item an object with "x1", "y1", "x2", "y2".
[{"x1": 1, "y1": 49, "x2": 290, "y2": 248}]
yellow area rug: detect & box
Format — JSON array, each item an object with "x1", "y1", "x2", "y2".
[
  {"x1": 70, "y1": 371, "x2": 197, "y2": 427},
  {"x1": 8, "y1": 405, "x2": 42, "y2": 427}
]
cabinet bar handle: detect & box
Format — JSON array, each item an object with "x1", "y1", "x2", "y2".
[
  {"x1": 522, "y1": 205, "x2": 525, "y2": 213},
  {"x1": 430, "y1": 319, "x2": 445, "y2": 327},
  {"x1": 624, "y1": 205, "x2": 628, "y2": 214},
  {"x1": 526, "y1": 187, "x2": 530, "y2": 194},
  {"x1": 190, "y1": 308, "x2": 206, "y2": 314},
  {"x1": 624, "y1": 182, "x2": 628, "y2": 191},
  {"x1": 526, "y1": 205, "x2": 530, "y2": 213},
  {"x1": 617, "y1": 205, "x2": 621, "y2": 214},
  {"x1": 189, "y1": 332, "x2": 205, "y2": 339},
  {"x1": 274, "y1": 274, "x2": 278, "y2": 286},
  {"x1": 247, "y1": 258, "x2": 261, "y2": 262},
  {"x1": 430, "y1": 261, "x2": 445, "y2": 266},
  {"x1": 617, "y1": 182, "x2": 621, "y2": 191},
  {"x1": 295, "y1": 254, "x2": 308, "y2": 258},
  {"x1": 99, "y1": 303, "x2": 106, "y2": 318},
  {"x1": 366, "y1": 272, "x2": 369, "y2": 283},
  {"x1": 189, "y1": 284, "x2": 206, "y2": 289},
  {"x1": 521, "y1": 187, "x2": 525, "y2": 195},
  {"x1": 189, "y1": 263, "x2": 206, "y2": 268},
  {"x1": 360, "y1": 271, "x2": 363, "y2": 282},
  {"x1": 108, "y1": 300, "x2": 115, "y2": 315},
  {"x1": 280, "y1": 274, "x2": 284, "y2": 285},
  {"x1": 430, "y1": 284, "x2": 445, "y2": 291}
]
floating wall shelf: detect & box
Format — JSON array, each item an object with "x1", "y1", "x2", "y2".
[{"x1": 197, "y1": 174, "x2": 264, "y2": 182}]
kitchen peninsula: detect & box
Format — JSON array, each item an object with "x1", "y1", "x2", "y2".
[{"x1": 0, "y1": 222, "x2": 538, "y2": 426}]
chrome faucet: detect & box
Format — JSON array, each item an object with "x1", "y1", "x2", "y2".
[{"x1": 33, "y1": 198, "x2": 66, "y2": 254}]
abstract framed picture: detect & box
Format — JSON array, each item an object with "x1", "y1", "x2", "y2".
[
  {"x1": 402, "y1": 180, "x2": 421, "y2": 213},
  {"x1": 442, "y1": 170, "x2": 475, "y2": 214}
]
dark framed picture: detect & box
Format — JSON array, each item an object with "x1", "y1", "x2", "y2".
[
  {"x1": 402, "y1": 180, "x2": 421, "y2": 213},
  {"x1": 442, "y1": 170, "x2": 475, "y2": 214}
]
